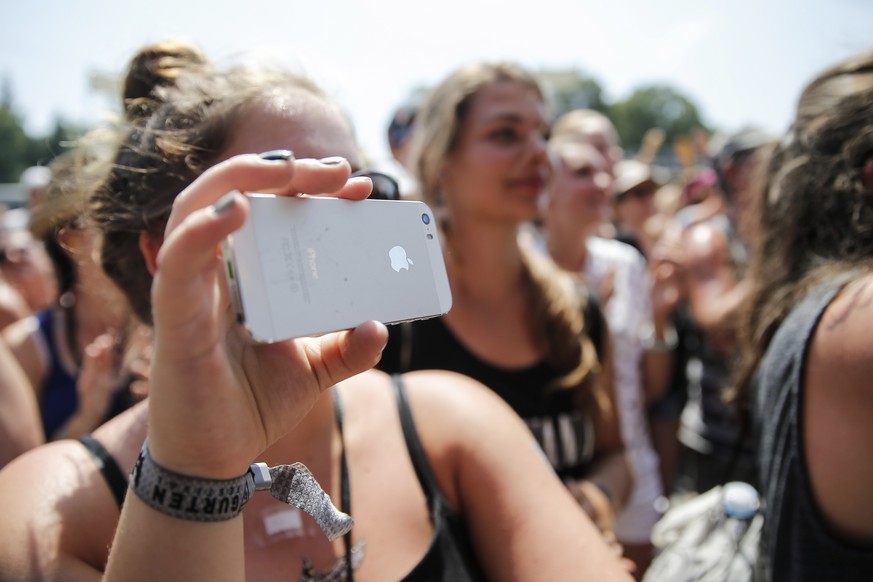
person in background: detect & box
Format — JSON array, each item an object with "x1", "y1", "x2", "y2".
[
  {"x1": 542, "y1": 139, "x2": 673, "y2": 576},
  {"x1": 611, "y1": 159, "x2": 660, "y2": 258},
  {"x1": 0, "y1": 40, "x2": 631, "y2": 582},
  {"x1": 368, "y1": 95, "x2": 422, "y2": 199},
  {"x1": 671, "y1": 127, "x2": 771, "y2": 496},
  {"x1": 0, "y1": 206, "x2": 57, "y2": 318},
  {"x1": 735, "y1": 48, "x2": 873, "y2": 580},
  {"x1": 3, "y1": 131, "x2": 132, "y2": 441},
  {"x1": 377, "y1": 61, "x2": 634, "y2": 570},
  {"x1": 550, "y1": 108, "x2": 624, "y2": 177}
]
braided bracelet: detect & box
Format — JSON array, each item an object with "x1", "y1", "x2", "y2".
[{"x1": 130, "y1": 442, "x2": 353, "y2": 540}]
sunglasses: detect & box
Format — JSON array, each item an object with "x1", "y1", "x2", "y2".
[{"x1": 351, "y1": 169, "x2": 401, "y2": 201}]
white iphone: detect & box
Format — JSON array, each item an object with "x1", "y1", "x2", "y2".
[{"x1": 222, "y1": 193, "x2": 452, "y2": 343}]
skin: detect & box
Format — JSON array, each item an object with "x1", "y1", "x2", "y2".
[
  {"x1": 0, "y1": 337, "x2": 43, "y2": 468},
  {"x1": 800, "y1": 273, "x2": 873, "y2": 545},
  {"x1": 545, "y1": 142, "x2": 612, "y2": 274},
  {"x1": 0, "y1": 92, "x2": 630, "y2": 582}
]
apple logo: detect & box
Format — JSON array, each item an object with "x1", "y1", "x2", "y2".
[{"x1": 389, "y1": 246, "x2": 413, "y2": 272}]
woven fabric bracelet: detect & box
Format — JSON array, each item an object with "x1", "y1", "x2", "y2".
[{"x1": 130, "y1": 442, "x2": 353, "y2": 541}]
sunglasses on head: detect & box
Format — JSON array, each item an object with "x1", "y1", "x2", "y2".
[{"x1": 351, "y1": 169, "x2": 401, "y2": 201}]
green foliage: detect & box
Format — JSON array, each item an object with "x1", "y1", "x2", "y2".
[
  {"x1": 540, "y1": 69, "x2": 610, "y2": 119},
  {"x1": 537, "y1": 69, "x2": 709, "y2": 151},
  {"x1": 0, "y1": 97, "x2": 83, "y2": 183},
  {"x1": 0, "y1": 100, "x2": 31, "y2": 182},
  {"x1": 610, "y1": 85, "x2": 709, "y2": 151}
]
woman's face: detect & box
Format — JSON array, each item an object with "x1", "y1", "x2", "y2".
[
  {"x1": 440, "y1": 80, "x2": 551, "y2": 225},
  {"x1": 220, "y1": 92, "x2": 361, "y2": 166},
  {"x1": 547, "y1": 142, "x2": 612, "y2": 235}
]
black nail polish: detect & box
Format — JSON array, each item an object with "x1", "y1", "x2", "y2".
[{"x1": 259, "y1": 149, "x2": 294, "y2": 162}]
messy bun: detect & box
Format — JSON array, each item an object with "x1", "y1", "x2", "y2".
[{"x1": 122, "y1": 40, "x2": 209, "y2": 122}]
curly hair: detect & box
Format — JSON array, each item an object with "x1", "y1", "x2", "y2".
[{"x1": 735, "y1": 49, "x2": 873, "y2": 405}]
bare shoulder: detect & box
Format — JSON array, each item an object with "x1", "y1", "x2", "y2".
[
  {"x1": 804, "y1": 272, "x2": 873, "y2": 543},
  {"x1": 811, "y1": 272, "x2": 873, "y2": 364},
  {"x1": 340, "y1": 369, "x2": 522, "y2": 442},
  {"x1": 0, "y1": 439, "x2": 117, "y2": 579},
  {"x1": 400, "y1": 370, "x2": 527, "y2": 435}
]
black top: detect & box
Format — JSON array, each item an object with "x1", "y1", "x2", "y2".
[
  {"x1": 80, "y1": 376, "x2": 486, "y2": 581},
  {"x1": 753, "y1": 275, "x2": 873, "y2": 580},
  {"x1": 378, "y1": 317, "x2": 596, "y2": 480}
]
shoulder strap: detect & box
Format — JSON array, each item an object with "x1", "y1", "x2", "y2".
[
  {"x1": 393, "y1": 374, "x2": 440, "y2": 510},
  {"x1": 78, "y1": 434, "x2": 127, "y2": 508},
  {"x1": 332, "y1": 389, "x2": 355, "y2": 582}
]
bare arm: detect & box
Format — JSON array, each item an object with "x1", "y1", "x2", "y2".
[
  {"x1": 407, "y1": 371, "x2": 632, "y2": 581},
  {"x1": 0, "y1": 337, "x2": 43, "y2": 468}
]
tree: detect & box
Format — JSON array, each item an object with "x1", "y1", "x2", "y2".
[
  {"x1": 538, "y1": 69, "x2": 609, "y2": 120},
  {"x1": 0, "y1": 79, "x2": 30, "y2": 182},
  {"x1": 610, "y1": 85, "x2": 709, "y2": 152}
]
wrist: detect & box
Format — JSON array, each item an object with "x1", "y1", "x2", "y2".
[{"x1": 130, "y1": 441, "x2": 267, "y2": 522}]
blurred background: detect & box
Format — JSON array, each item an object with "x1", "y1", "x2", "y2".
[{"x1": 1, "y1": 0, "x2": 871, "y2": 202}]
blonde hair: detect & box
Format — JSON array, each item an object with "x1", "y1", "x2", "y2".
[{"x1": 410, "y1": 61, "x2": 605, "y2": 410}]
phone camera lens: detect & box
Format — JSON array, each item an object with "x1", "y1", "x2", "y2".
[{"x1": 422, "y1": 213, "x2": 431, "y2": 225}]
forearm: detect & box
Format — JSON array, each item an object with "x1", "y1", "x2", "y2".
[
  {"x1": 105, "y1": 492, "x2": 245, "y2": 582},
  {"x1": 584, "y1": 449, "x2": 633, "y2": 515}
]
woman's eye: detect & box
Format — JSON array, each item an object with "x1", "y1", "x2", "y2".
[{"x1": 490, "y1": 127, "x2": 519, "y2": 142}]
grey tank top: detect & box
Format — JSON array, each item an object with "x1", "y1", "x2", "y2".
[{"x1": 753, "y1": 274, "x2": 873, "y2": 580}]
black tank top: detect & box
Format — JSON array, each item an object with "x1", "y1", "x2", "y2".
[
  {"x1": 79, "y1": 375, "x2": 486, "y2": 581},
  {"x1": 754, "y1": 274, "x2": 873, "y2": 580},
  {"x1": 378, "y1": 317, "x2": 597, "y2": 480}
]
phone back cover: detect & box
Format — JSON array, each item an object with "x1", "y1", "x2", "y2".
[{"x1": 226, "y1": 195, "x2": 452, "y2": 342}]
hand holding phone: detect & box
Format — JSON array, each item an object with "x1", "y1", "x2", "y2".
[{"x1": 222, "y1": 194, "x2": 452, "y2": 343}]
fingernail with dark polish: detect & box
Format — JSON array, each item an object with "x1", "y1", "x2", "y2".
[
  {"x1": 212, "y1": 192, "x2": 238, "y2": 214},
  {"x1": 319, "y1": 156, "x2": 345, "y2": 166},
  {"x1": 259, "y1": 149, "x2": 294, "y2": 162}
]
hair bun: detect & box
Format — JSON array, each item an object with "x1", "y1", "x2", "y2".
[{"x1": 122, "y1": 40, "x2": 209, "y2": 121}]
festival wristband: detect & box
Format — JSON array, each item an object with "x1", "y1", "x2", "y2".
[{"x1": 130, "y1": 442, "x2": 353, "y2": 540}]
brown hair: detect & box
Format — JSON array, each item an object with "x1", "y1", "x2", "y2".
[
  {"x1": 91, "y1": 41, "x2": 329, "y2": 324},
  {"x1": 735, "y1": 49, "x2": 873, "y2": 405},
  {"x1": 409, "y1": 61, "x2": 604, "y2": 409}
]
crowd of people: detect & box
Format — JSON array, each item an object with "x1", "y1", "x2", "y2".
[{"x1": 0, "y1": 38, "x2": 870, "y2": 581}]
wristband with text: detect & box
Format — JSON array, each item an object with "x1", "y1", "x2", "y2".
[{"x1": 130, "y1": 442, "x2": 353, "y2": 540}]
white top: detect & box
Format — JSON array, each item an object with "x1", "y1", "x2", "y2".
[{"x1": 584, "y1": 236, "x2": 663, "y2": 541}]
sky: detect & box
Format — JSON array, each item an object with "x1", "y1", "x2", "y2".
[{"x1": 2, "y1": 0, "x2": 872, "y2": 164}]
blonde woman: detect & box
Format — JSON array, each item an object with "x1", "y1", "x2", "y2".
[{"x1": 377, "y1": 62, "x2": 633, "y2": 567}]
